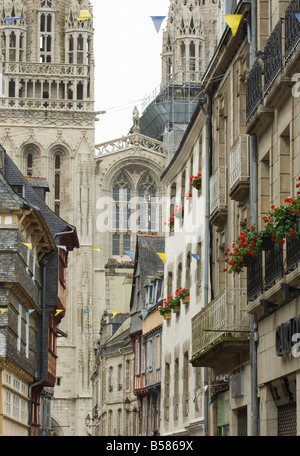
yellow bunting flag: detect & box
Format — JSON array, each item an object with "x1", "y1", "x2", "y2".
[
  {"x1": 55, "y1": 309, "x2": 63, "y2": 316},
  {"x1": 156, "y1": 252, "x2": 166, "y2": 264},
  {"x1": 0, "y1": 309, "x2": 8, "y2": 315},
  {"x1": 112, "y1": 311, "x2": 119, "y2": 318},
  {"x1": 92, "y1": 248, "x2": 101, "y2": 252},
  {"x1": 77, "y1": 10, "x2": 93, "y2": 21},
  {"x1": 223, "y1": 14, "x2": 242, "y2": 36},
  {"x1": 22, "y1": 242, "x2": 32, "y2": 250}
]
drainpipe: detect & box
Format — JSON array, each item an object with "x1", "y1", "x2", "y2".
[
  {"x1": 201, "y1": 91, "x2": 212, "y2": 436},
  {"x1": 248, "y1": 0, "x2": 259, "y2": 437}
]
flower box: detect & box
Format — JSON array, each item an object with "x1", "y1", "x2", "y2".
[{"x1": 173, "y1": 305, "x2": 180, "y2": 313}]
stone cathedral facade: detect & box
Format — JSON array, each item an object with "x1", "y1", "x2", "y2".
[{"x1": 0, "y1": 0, "x2": 217, "y2": 436}]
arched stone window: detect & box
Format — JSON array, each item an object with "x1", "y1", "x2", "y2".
[
  {"x1": 39, "y1": 1, "x2": 54, "y2": 63},
  {"x1": 54, "y1": 154, "x2": 61, "y2": 215}
]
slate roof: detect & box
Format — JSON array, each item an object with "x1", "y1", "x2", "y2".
[
  {"x1": 129, "y1": 234, "x2": 165, "y2": 335},
  {"x1": 1, "y1": 146, "x2": 79, "y2": 251}
]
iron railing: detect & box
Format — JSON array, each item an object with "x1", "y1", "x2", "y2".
[
  {"x1": 286, "y1": 235, "x2": 300, "y2": 271},
  {"x1": 285, "y1": 0, "x2": 300, "y2": 62},
  {"x1": 247, "y1": 253, "x2": 263, "y2": 301},
  {"x1": 265, "y1": 243, "x2": 284, "y2": 288},
  {"x1": 191, "y1": 288, "x2": 249, "y2": 358},
  {"x1": 210, "y1": 166, "x2": 227, "y2": 215},
  {"x1": 246, "y1": 59, "x2": 263, "y2": 121},
  {"x1": 264, "y1": 19, "x2": 283, "y2": 95},
  {"x1": 229, "y1": 135, "x2": 249, "y2": 190}
]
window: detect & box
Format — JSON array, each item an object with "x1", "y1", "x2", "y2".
[
  {"x1": 135, "y1": 340, "x2": 140, "y2": 375},
  {"x1": 27, "y1": 154, "x2": 33, "y2": 176},
  {"x1": 148, "y1": 339, "x2": 153, "y2": 371},
  {"x1": 55, "y1": 154, "x2": 61, "y2": 215},
  {"x1": 112, "y1": 233, "x2": 120, "y2": 255},
  {"x1": 39, "y1": 3, "x2": 54, "y2": 63},
  {"x1": 112, "y1": 172, "x2": 131, "y2": 255}
]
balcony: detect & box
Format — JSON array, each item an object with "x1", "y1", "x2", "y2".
[
  {"x1": 191, "y1": 288, "x2": 249, "y2": 370},
  {"x1": 285, "y1": 0, "x2": 300, "y2": 63},
  {"x1": 246, "y1": 60, "x2": 263, "y2": 122},
  {"x1": 229, "y1": 135, "x2": 249, "y2": 201},
  {"x1": 264, "y1": 20, "x2": 283, "y2": 96},
  {"x1": 209, "y1": 166, "x2": 227, "y2": 226},
  {"x1": 247, "y1": 234, "x2": 300, "y2": 315}
]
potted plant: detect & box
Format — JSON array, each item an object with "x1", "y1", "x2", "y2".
[
  {"x1": 174, "y1": 205, "x2": 184, "y2": 221},
  {"x1": 168, "y1": 295, "x2": 181, "y2": 313},
  {"x1": 175, "y1": 287, "x2": 190, "y2": 304},
  {"x1": 261, "y1": 184, "x2": 300, "y2": 245},
  {"x1": 157, "y1": 298, "x2": 172, "y2": 319},
  {"x1": 164, "y1": 216, "x2": 174, "y2": 232},
  {"x1": 224, "y1": 226, "x2": 262, "y2": 274},
  {"x1": 190, "y1": 173, "x2": 202, "y2": 191}
]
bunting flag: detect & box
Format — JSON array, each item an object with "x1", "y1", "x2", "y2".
[
  {"x1": 4, "y1": 17, "x2": 23, "y2": 25},
  {"x1": 83, "y1": 310, "x2": 91, "y2": 314},
  {"x1": 22, "y1": 242, "x2": 32, "y2": 250},
  {"x1": 27, "y1": 309, "x2": 35, "y2": 315},
  {"x1": 141, "y1": 309, "x2": 148, "y2": 320},
  {"x1": 190, "y1": 253, "x2": 200, "y2": 262},
  {"x1": 124, "y1": 250, "x2": 134, "y2": 260},
  {"x1": 55, "y1": 309, "x2": 63, "y2": 316},
  {"x1": 295, "y1": 13, "x2": 300, "y2": 21},
  {"x1": 92, "y1": 248, "x2": 101, "y2": 252},
  {"x1": 156, "y1": 252, "x2": 166, "y2": 264},
  {"x1": 57, "y1": 245, "x2": 67, "y2": 251},
  {"x1": 209, "y1": 396, "x2": 214, "y2": 405},
  {"x1": 0, "y1": 309, "x2": 8, "y2": 315},
  {"x1": 222, "y1": 14, "x2": 242, "y2": 36},
  {"x1": 150, "y1": 16, "x2": 166, "y2": 33},
  {"x1": 77, "y1": 10, "x2": 93, "y2": 21},
  {"x1": 112, "y1": 311, "x2": 119, "y2": 318}
]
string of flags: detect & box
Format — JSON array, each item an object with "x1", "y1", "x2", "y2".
[
  {"x1": 124, "y1": 250, "x2": 134, "y2": 260},
  {"x1": 4, "y1": 17, "x2": 23, "y2": 25},
  {"x1": 150, "y1": 16, "x2": 166, "y2": 33},
  {"x1": 22, "y1": 242, "x2": 32, "y2": 250},
  {"x1": 156, "y1": 252, "x2": 166, "y2": 264},
  {"x1": 77, "y1": 10, "x2": 93, "y2": 21},
  {"x1": 222, "y1": 14, "x2": 242, "y2": 36}
]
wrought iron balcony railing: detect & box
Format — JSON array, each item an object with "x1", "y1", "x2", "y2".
[
  {"x1": 265, "y1": 243, "x2": 284, "y2": 288},
  {"x1": 229, "y1": 135, "x2": 249, "y2": 200},
  {"x1": 247, "y1": 231, "x2": 300, "y2": 302},
  {"x1": 285, "y1": 0, "x2": 300, "y2": 62},
  {"x1": 191, "y1": 288, "x2": 249, "y2": 361},
  {"x1": 246, "y1": 59, "x2": 263, "y2": 121},
  {"x1": 247, "y1": 253, "x2": 263, "y2": 301},
  {"x1": 264, "y1": 19, "x2": 283, "y2": 95},
  {"x1": 286, "y1": 236, "x2": 300, "y2": 271},
  {"x1": 210, "y1": 166, "x2": 227, "y2": 219}
]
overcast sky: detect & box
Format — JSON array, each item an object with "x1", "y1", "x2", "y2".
[{"x1": 90, "y1": 0, "x2": 170, "y2": 144}]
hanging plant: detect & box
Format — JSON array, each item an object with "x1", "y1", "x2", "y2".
[
  {"x1": 190, "y1": 173, "x2": 202, "y2": 191},
  {"x1": 224, "y1": 176, "x2": 300, "y2": 274},
  {"x1": 223, "y1": 225, "x2": 262, "y2": 274},
  {"x1": 174, "y1": 205, "x2": 184, "y2": 220}
]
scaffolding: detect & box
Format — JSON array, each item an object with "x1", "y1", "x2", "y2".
[{"x1": 139, "y1": 80, "x2": 204, "y2": 163}]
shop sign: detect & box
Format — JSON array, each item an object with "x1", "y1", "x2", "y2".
[{"x1": 276, "y1": 315, "x2": 300, "y2": 357}]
